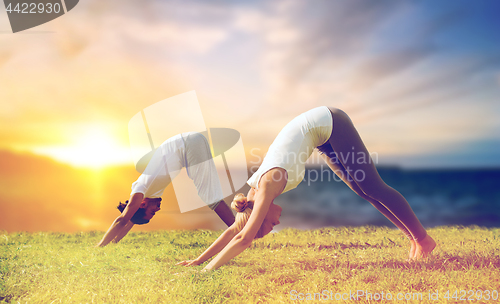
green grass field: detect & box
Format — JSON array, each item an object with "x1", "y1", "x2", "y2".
[{"x1": 1, "y1": 226, "x2": 499, "y2": 303}]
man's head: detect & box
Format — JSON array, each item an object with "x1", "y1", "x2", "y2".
[{"x1": 117, "y1": 197, "x2": 162, "y2": 225}]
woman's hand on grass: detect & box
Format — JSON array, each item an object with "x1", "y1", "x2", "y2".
[{"x1": 176, "y1": 259, "x2": 202, "y2": 267}]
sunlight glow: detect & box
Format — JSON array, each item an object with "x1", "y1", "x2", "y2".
[{"x1": 33, "y1": 128, "x2": 132, "y2": 168}]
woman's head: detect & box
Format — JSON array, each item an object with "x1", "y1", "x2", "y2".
[
  {"x1": 117, "y1": 197, "x2": 162, "y2": 225},
  {"x1": 231, "y1": 193, "x2": 282, "y2": 239}
]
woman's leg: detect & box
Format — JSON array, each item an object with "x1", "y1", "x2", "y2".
[
  {"x1": 319, "y1": 152, "x2": 417, "y2": 259},
  {"x1": 326, "y1": 108, "x2": 435, "y2": 259},
  {"x1": 319, "y1": 153, "x2": 412, "y2": 238}
]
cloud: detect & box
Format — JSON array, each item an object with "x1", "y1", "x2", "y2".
[
  {"x1": 351, "y1": 53, "x2": 500, "y2": 121},
  {"x1": 351, "y1": 45, "x2": 436, "y2": 89},
  {"x1": 251, "y1": 0, "x2": 408, "y2": 84}
]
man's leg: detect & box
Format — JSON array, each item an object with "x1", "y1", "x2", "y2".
[{"x1": 184, "y1": 132, "x2": 235, "y2": 226}]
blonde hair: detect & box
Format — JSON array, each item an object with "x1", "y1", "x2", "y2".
[{"x1": 231, "y1": 193, "x2": 266, "y2": 239}]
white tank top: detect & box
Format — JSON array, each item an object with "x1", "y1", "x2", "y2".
[{"x1": 247, "y1": 106, "x2": 333, "y2": 193}]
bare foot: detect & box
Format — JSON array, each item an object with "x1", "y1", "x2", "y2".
[
  {"x1": 412, "y1": 234, "x2": 436, "y2": 261},
  {"x1": 407, "y1": 239, "x2": 416, "y2": 262}
]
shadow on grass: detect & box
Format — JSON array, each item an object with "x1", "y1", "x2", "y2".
[
  {"x1": 236, "y1": 253, "x2": 500, "y2": 273},
  {"x1": 252, "y1": 240, "x2": 401, "y2": 250},
  {"x1": 324, "y1": 255, "x2": 500, "y2": 272},
  {"x1": 168, "y1": 241, "x2": 209, "y2": 249}
]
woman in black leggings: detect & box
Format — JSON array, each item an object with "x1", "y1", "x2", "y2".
[{"x1": 178, "y1": 107, "x2": 436, "y2": 270}]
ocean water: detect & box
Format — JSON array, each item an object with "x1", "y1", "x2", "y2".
[{"x1": 273, "y1": 167, "x2": 500, "y2": 230}]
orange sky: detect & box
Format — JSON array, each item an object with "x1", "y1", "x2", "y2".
[{"x1": 0, "y1": 149, "x2": 229, "y2": 232}]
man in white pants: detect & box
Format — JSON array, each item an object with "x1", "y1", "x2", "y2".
[{"x1": 97, "y1": 132, "x2": 235, "y2": 247}]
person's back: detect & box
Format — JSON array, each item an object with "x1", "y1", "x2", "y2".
[{"x1": 248, "y1": 106, "x2": 333, "y2": 193}]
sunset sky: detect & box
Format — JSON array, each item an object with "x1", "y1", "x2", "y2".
[{"x1": 1, "y1": 0, "x2": 499, "y2": 232}]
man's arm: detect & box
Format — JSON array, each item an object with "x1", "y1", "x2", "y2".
[
  {"x1": 112, "y1": 220, "x2": 135, "y2": 243},
  {"x1": 213, "y1": 200, "x2": 235, "y2": 227},
  {"x1": 96, "y1": 193, "x2": 144, "y2": 247}
]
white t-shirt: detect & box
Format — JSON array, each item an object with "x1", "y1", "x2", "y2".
[{"x1": 247, "y1": 106, "x2": 333, "y2": 193}]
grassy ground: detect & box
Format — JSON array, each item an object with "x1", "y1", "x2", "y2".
[{"x1": 1, "y1": 226, "x2": 499, "y2": 303}]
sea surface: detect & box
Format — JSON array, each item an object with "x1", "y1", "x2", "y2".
[{"x1": 273, "y1": 167, "x2": 500, "y2": 230}]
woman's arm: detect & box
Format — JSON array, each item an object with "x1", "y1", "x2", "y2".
[
  {"x1": 246, "y1": 187, "x2": 256, "y2": 202},
  {"x1": 203, "y1": 168, "x2": 286, "y2": 271},
  {"x1": 96, "y1": 193, "x2": 144, "y2": 247},
  {"x1": 176, "y1": 225, "x2": 238, "y2": 266},
  {"x1": 112, "y1": 220, "x2": 135, "y2": 243}
]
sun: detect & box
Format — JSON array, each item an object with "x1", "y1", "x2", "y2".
[{"x1": 33, "y1": 127, "x2": 132, "y2": 168}]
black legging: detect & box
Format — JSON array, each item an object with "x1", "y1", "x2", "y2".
[{"x1": 317, "y1": 108, "x2": 427, "y2": 241}]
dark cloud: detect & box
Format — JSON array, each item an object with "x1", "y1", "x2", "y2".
[
  {"x1": 351, "y1": 53, "x2": 500, "y2": 122},
  {"x1": 274, "y1": 0, "x2": 408, "y2": 84},
  {"x1": 248, "y1": 0, "x2": 483, "y2": 94},
  {"x1": 352, "y1": 45, "x2": 436, "y2": 88}
]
